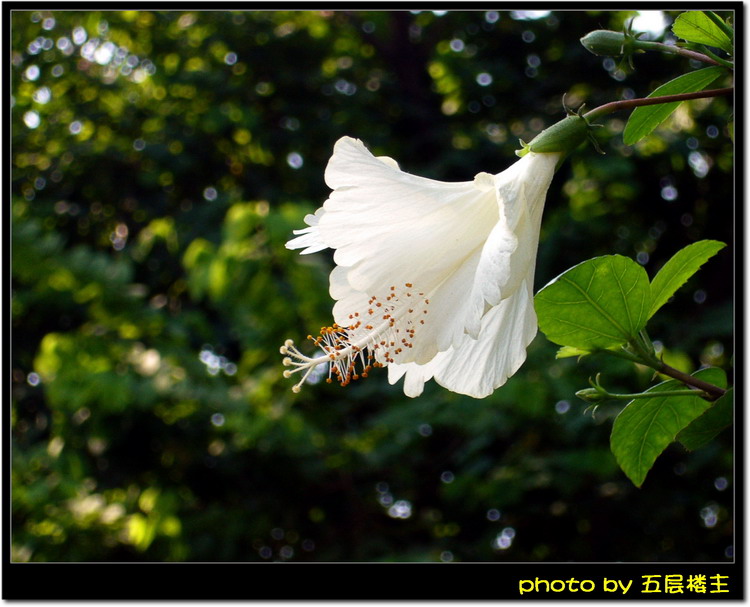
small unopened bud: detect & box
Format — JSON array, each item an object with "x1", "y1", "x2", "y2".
[
  {"x1": 575, "y1": 387, "x2": 607, "y2": 403},
  {"x1": 580, "y1": 30, "x2": 631, "y2": 57}
]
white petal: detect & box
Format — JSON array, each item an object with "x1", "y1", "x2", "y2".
[
  {"x1": 463, "y1": 218, "x2": 517, "y2": 338},
  {"x1": 387, "y1": 360, "x2": 440, "y2": 398},
  {"x1": 435, "y1": 280, "x2": 537, "y2": 398},
  {"x1": 286, "y1": 207, "x2": 327, "y2": 254},
  {"x1": 387, "y1": 354, "x2": 440, "y2": 398},
  {"x1": 375, "y1": 155, "x2": 400, "y2": 170},
  {"x1": 497, "y1": 151, "x2": 559, "y2": 232},
  {"x1": 390, "y1": 276, "x2": 538, "y2": 399},
  {"x1": 319, "y1": 136, "x2": 505, "y2": 361},
  {"x1": 319, "y1": 137, "x2": 498, "y2": 292},
  {"x1": 328, "y1": 264, "x2": 351, "y2": 300},
  {"x1": 463, "y1": 152, "x2": 560, "y2": 336}
]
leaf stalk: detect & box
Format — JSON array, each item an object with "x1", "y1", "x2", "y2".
[
  {"x1": 596, "y1": 339, "x2": 727, "y2": 401},
  {"x1": 653, "y1": 361, "x2": 727, "y2": 400},
  {"x1": 636, "y1": 40, "x2": 728, "y2": 66},
  {"x1": 696, "y1": 45, "x2": 734, "y2": 68}
]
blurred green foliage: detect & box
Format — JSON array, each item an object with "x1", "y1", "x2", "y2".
[{"x1": 11, "y1": 10, "x2": 734, "y2": 563}]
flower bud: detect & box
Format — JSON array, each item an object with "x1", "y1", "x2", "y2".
[
  {"x1": 580, "y1": 30, "x2": 632, "y2": 57},
  {"x1": 520, "y1": 115, "x2": 589, "y2": 156},
  {"x1": 575, "y1": 387, "x2": 607, "y2": 403}
]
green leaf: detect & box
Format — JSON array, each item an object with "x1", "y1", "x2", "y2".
[
  {"x1": 610, "y1": 368, "x2": 727, "y2": 487},
  {"x1": 623, "y1": 66, "x2": 726, "y2": 145},
  {"x1": 649, "y1": 240, "x2": 726, "y2": 318},
  {"x1": 672, "y1": 11, "x2": 733, "y2": 54},
  {"x1": 535, "y1": 255, "x2": 650, "y2": 350},
  {"x1": 677, "y1": 388, "x2": 733, "y2": 451}
]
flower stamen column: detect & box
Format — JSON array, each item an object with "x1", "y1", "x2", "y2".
[{"x1": 282, "y1": 282, "x2": 431, "y2": 391}]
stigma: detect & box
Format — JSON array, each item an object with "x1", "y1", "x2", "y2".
[{"x1": 281, "y1": 283, "x2": 430, "y2": 392}]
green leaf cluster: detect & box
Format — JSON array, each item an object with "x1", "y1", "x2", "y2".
[
  {"x1": 535, "y1": 240, "x2": 730, "y2": 486},
  {"x1": 623, "y1": 11, "x2": 733, "y2": 145},
  {"x1": 611, "y1": 368, "x2": 728, "y2": 487},
  {"x1": 536, "y1": 240, "x2": 726, "y2": 349},
  {"x1": 672, "y1": 11, "x2": 734, "y2": 55}
]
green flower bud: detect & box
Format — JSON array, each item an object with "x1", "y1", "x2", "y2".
[
  {"x1": 580, "y1": 29, "x2": 632, "y2": 57},
  {"x1": 575, "y1": 387, "x2": 607, "y2": 403},
  {"x1": 518, "y1": 114, "x2": 589, "y2": 156}
]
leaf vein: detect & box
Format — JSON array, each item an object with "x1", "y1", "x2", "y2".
[{"x1": 560, "y1": 274, "x2": 630, "y2": 340}]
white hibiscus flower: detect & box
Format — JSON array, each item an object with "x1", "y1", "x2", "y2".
[{"x1": 281, "y1": 136, "x2": 561, "y2": 398}]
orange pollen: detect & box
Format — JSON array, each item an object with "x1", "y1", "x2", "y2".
[{"x1": 280, "y1": 282, "x2": 431, "y2": 392}]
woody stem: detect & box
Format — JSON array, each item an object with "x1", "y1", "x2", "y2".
[
  {"x1": 584, "y1": 87, "x2": 733, "y2": 122},
  {"x1": 637, "y1": 40, "x2": 724, "y2": 66}
]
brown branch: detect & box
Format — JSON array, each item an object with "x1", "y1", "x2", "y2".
[{"x1": 585, "y1": 87, "x2": 733, "y2": 121}]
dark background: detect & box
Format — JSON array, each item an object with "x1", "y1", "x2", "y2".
[{"x1": 10, "y1": 9, "x2": 735, "y2": 564}]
